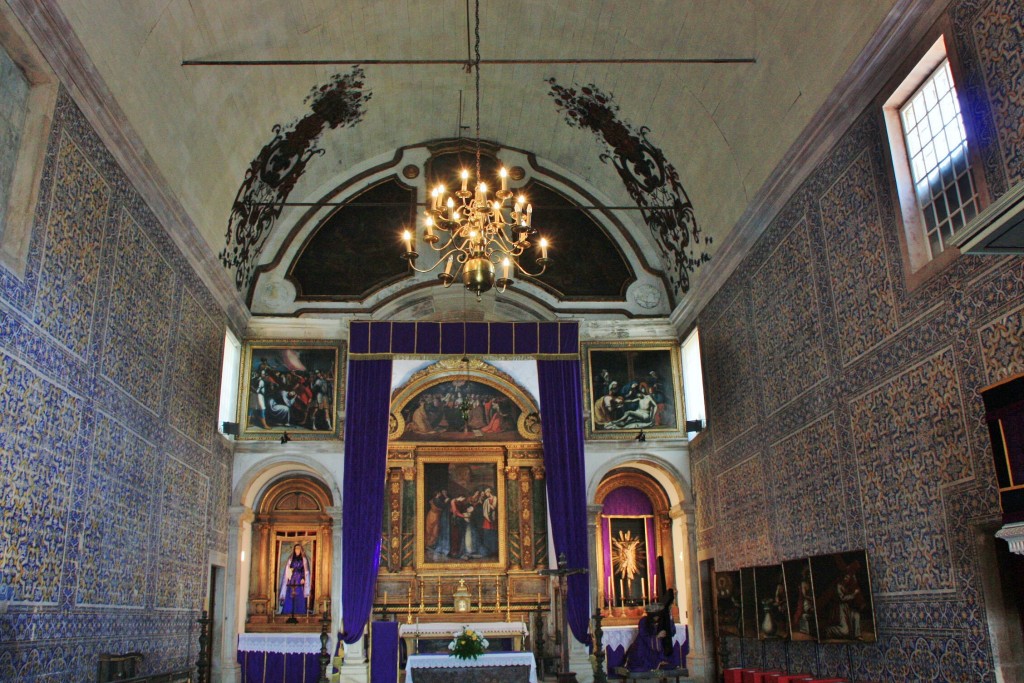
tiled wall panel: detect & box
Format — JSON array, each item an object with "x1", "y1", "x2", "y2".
[
  {"x1": 695, "y1": 0, "x2": 1024, "y2": 679},
  {"x1": 0, "y1": 88, "x2": 231, "y2": 682}
]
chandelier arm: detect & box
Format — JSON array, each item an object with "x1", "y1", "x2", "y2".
[{"x1": 511, "y1": 260, "x2": 550, "y2": 278}]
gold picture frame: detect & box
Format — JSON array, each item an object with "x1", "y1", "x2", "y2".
[
  {"x1": 236, "y1": 339, "x2": 344, "y2": 440},
  {"x1": 415, "y1": 450, "x2": 507, "y2": 570},
  {"x1": 582, "y1": 341, "x2": 684, "y2": 440}
]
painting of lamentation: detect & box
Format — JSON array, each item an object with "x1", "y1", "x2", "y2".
[
  {"x1": 397, "y1": 379, "x2": 523, "y2": 441},
  {"x1": 420, "y1": 462, "x2": 502, "y2": 566},
  {"x1": 584, "y1": 343, "x2": 683, "y2": 439}
]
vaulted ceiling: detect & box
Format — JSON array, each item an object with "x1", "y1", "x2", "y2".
[{"x1": 39, "y1": 0, "x2": 898, "y2": 319}]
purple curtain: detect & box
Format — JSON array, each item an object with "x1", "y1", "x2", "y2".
[
  {"x1": 341, "y1": 358, "x2": 393, "y2": 644},
  {"x1": 602, "y1": 487, "x2": 654, "y2": 515},
  {"x1": 538, "y1": 358, "x2": 592, "y2": 645}
]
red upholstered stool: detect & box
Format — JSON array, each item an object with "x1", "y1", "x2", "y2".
[
  {"x1": 742, "y1": 670, "x2": 763, "y2": 683},
  {"x1": 723, "y1": 669, "x2": 745, "y2": 683},
  {"x1": 753, "y1": 673, "x2": 784, "y2": 683}
]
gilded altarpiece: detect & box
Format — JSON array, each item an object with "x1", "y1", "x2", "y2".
[
  {"x1": 377, "y1": 360, "x2": 550, "y2": 621},
  {"x1": 247, "y1": 478, "x2": 334, "y2": 630}
]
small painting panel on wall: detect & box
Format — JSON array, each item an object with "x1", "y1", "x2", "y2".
[
  {"x1": 416, "y1": 454, "x2": 507, "y2": 570},
  {"x1": 714, "y1": 570, "x2": 742, "y2": 638},
  {"x1": 753, "y1": 564, "x2": 790, "y2": 640},
  {"x1": 236, "y1": 339, "x2": 344, "y2": 440},
  {"x1": 810, "y1": 549, "x2": 876, "y2": 643},
  {"x1": 582, "y1": 341, "x2": 684, "y2": 440},
  {"x1": 783, "y1": 558, "x2": 818, "y2": 641}
]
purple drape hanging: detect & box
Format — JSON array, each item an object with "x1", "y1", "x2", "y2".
[
  {"x1": 341, "y1": 358, "x2": 393, "y2": 644},
  {"x1": 537, "y1": 358, "x2": 592, "y2": 645}
]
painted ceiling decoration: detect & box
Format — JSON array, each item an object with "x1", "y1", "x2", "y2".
[
  {"x1": 547, "y1": 78, "x2": 712, "y2": 301},
  {"x1": 219, "y1": 67, "x2": 371, "y2": 291}
]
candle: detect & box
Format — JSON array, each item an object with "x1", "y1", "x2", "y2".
[
  {"x1": 477, "y1": 182, "x2": 487, "y2": 203},
  {"x1": 502, "y1": 257, "x2": 510, "y2": 280},
  {"x1": 461, "y1": 170, "x2": 469, "y2": 192},
  {"x1": 539, "y1": 237, "x2": 548, "y2": 260},
  {"x1": 500, "y1": 167, "x2": 508, "y2": 192},
  {"x1": 641, "y1": 577, "x2": 647, "y2": 603},
  {"x1": 402, "y1": 230, "x2": 412, "y2": 253},
  {"x1": 424, "y1": 216, "x2": 434, "y2": 239},
  {"x1": 447, "y1": 197, "x2": 455, "y2": 221},
  {"x1": 620, "y1": 578, "x2": 625, "y2": 604},
  {"x1": 444, "y1": 256, "x2": 453, "y2": 276},
  {"x1": 526, "y1": 204, "x2": 533, "y2": 227},
  {"x1": 384, "y1": 591, "x2": 388, "y2": 605}
]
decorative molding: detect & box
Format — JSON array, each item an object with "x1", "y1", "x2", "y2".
[
  {"x1": 995, "y1": 522, "x2": 1024, "y2": 556},
  {"x1": 670, "y1": 0, "x2": 950, "y2": 335},
  {"x1": 6, "y1": 0, "x2": 249, "y2": 333}
]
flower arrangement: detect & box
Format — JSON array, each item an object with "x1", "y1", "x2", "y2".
[{"x1": 448, "y1": 625, "x2": 489, "y2": 660}]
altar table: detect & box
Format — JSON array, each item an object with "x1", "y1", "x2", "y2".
[
  {"x1": 603, "y1": 623, "x2": 689, "y2": 677},
  {"x1": 399, "y1": 621, "x2": 529, "y2": 653},
  {"x1": 237, "y1": 632, "x2": 332, "y2": 683},
  {"x1": 404, "y1": 652, "x2": 537, "y2": 683}
]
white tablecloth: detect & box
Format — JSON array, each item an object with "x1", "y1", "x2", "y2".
[
  {"x1": 602, "y1": 623, "x2": 688, "y2": 652},
  {"x1": 399, "y1": 621, "x2": 529, "y2": 638},
  {"x1": 404, "y1": 652, "x2": 537, "y2": 683},
  {"x1": 238, "y1": 632, "x2": 331, "y2": 655}
]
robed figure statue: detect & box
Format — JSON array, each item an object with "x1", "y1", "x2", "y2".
[
  {"x1": 279, "y1": 544, "x2": 311, "y2": 615},
  {"x1": 625, "y1": 589, "x2": 676, "y2": 672}
]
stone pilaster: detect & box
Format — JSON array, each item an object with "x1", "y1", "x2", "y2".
[
  {"x1": 671, "y1": 502, "x2": 709, "y2": 682},
  {"x1": 214, "y1": 505, "x2": 254, "y2": 683}
]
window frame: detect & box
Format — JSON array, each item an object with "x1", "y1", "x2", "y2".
[
  {"x1": 880, "y1": 19, "x2": 989, "y2": 290},
  {"x1": 0, "y1": 6, "x2": 57, "y2": 278}
]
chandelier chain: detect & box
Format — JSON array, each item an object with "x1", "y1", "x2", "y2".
[{"x1": 474, "y1": 0, "x2": 481, "y2": 181}]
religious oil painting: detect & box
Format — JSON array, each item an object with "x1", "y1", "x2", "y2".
[
  {"x1": 714, "y1": 570, "x2": 742, "y2": 638},
  {"x1": 237, "y1": 340, "x2": 344, "y2": 440},
  {"x1": 275, "y1": 536, "x2": 317, "y2": 616},
  {"x1": 740, "y1": 567, "x2": 758, "y2": 639},
  {"x1": 416, "y1": 454, "x2": 507, "y2": 569},
  {"x1": 783, "y1": 558, "x2": 818, "y2": 641},
  {"x1": 396, "y1": 379, "x2": 524, "y2": 441},
  {"x1": 753, "y1": 564, "x2": 790, "y2": 640},
  {"x1": 810, "y1": 550, "x2": 876, "y2": 643},
  {"x1": 582, "y1": 341, "x2": 684, "y2": 440}
]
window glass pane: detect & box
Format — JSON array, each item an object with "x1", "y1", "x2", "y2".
[{"x1": 898, "y1": 57, "x2": 976, "y2": 263}]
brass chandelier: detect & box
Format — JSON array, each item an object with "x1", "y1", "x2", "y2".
[{"x1": 401, "y1": 0, "x2": 551, "y2": 298}]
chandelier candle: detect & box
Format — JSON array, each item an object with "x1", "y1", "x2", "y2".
[{"x1": 400, "y1": 164, "x2": 551, "y2": 298}]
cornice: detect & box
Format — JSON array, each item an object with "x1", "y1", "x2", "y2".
[
  {"x1": 7, "y1": 0, "x2": 250, "y2": 334},
  {"x1": 671, "y1": 0, "x2": 949, "y2": 335}
]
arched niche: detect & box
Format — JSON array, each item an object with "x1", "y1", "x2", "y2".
[
  {"x1": 595, "y1": 468, "x2": 676, "y2": 625},
  {"x1": 247, "y1": 475, "x2": 334, "y2": 629}
]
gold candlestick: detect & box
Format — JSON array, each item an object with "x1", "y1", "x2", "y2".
[
  {"x1": 437, "y1": 576, "x2": 442, "y2": 611},
  {"x1": 477, "y1": 575, "x2": 483, "y2": 611},
  {"x1": 495, "y1": 575, "x2": 501, "y2": 612},
  {"x1": 418, "y1": 579, "x2": 425, "y2": 612},
  {"x1": 407, "y1": 588, "x2": 413, "y2": 624}
]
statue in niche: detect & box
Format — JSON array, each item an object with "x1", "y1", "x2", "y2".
[{"x1": 279, "y1": 543, "x2": 311, "y2": 615}]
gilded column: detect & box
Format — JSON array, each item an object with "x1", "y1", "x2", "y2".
[
  {"x1": 387, "y1": 468, "x2": 403, "y2": 572},
  {"x1": 505, "y1": 465, "x2": 521, "y2": 569},
  {"x1": 519, "y1": 468, "x2": 533, "y2": 570},
  {"x1": 587, "y1": 504, "x2": 602, "y2": 612}
]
